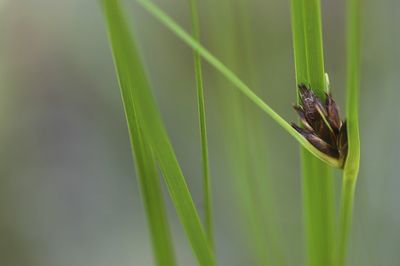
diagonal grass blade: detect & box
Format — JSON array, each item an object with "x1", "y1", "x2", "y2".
[
  {"x1": 102, "y1": 1, "x2": 176, "y2": 265},
  {"x1": 102, "y1": 1, "x2": 215, "y2": 265},
  {"x1": 136, "y1": 0, "x2": 341, "y2": 168}
]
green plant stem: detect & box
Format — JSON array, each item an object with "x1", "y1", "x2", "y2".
[
  {"x1": 302, "y1": 0, "x2": 326, "y2": 96},
  {"x1": 337, "y1": 175, "x2": 356, "y2": 266},
  {"x1": 137, "y1": 0, "x2": 342, "y2": 168},
  {"x1": 291, "y1": 0, "x2": 308, "y2": 84},
  {"x1": 188, "y1": 0, "x2": 213, "y2": 249},
  {"x1": 291, "y1": 0, "x2": 335, "y2": 265},
  {"x1": 337, "y1": 0, "x2": 361, "y2": 264}
]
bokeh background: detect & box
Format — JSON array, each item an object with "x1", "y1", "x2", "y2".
[{"x1": 1, "y1": 0, "x2": 399, "y2": 265}]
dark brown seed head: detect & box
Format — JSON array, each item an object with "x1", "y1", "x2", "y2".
[{"x1": 292, "y1": 84, "x2": 348, "y2": 168}]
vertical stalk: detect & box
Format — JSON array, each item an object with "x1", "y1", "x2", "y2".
[
  {"x1": 291, "y1": 0, "x2": 335, "y2": 265},
  {"x1": 188, "y1": 0, "x2": 214, "y2": 249},
  {"x1": 302, "y1": 0, "x2": 326, "y2": 95},
  {"x1": 337, "y1": 175, "x2": 356, "y2": 266},
  {"x1": 337, "y1": 0, "x2": 361, "y2": 264},
  {"x1": 291, "y1": 0, "x2": 309, "y2": 83}
]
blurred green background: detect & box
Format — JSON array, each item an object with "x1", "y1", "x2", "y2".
[{"x1": 1, "y1": 0, "x2": 399, "y2": 265}]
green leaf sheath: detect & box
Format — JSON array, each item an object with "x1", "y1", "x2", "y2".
[
  {"x1": 188, "y1": 0, "x2": 214, "y2": 249},
  {"x1": 291, "y1": 0, "x2": 335, "y2": 265},
  {"x1": 137, "y1": 0, "x2": 341, "y2": 169},
  {"x1": 337, "y1": 175, "x2": 357, "y2": 266},
  {"x1": 345, "y1": 0, "x2": 361, "y2": 177},
  {"x1": 101, "y1": 1, "x2": 216, "y2": 265},
  {"x1": 337, "y1": 0, "x2": 361, "y2": 264}
]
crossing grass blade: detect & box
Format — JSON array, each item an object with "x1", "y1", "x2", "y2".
[
  {"x1": 101, "y1": 1, "x2": 215, "y2": 265},
  {"x1": 187, "y1": 0, "x2": 214, "y2": 249},
  {"x1": 101, "y1": 1, "x2": 176, "y2": 265},
  {"x1": 126, "y1": 110, "x2": 177, "y2": 266},
  {"x1": 136, "y1": 0, "x2": 342, "y2": 169}
]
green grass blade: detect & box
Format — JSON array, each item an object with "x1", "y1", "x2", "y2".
[
  {"x1": 130, "y1": 119, "x2": 177, "y2": 266},
  {"x1": 101, "y1": 1, "x2": 176, "y2": 265},
  {"x1": 300, "y1": 156, "x2": 335, "y2": 266},
  {"x1": 337, "y1": 177, "x2": 357, "y2": 266},
  {"x1": 291, "y1": 0, "x2": 335, "y2": 265},
  {"x1": 136, "y1": 0, "x2": 341, "y2": 169},
  {"x1": 291, "y1": 0, "x2": 309, "y2": 84},
  {"x1": 188, "y1": 0, "x2": 213, "y2": 249},
  {"x1": 337, "y1": 0, "x2": 361, "y2": 264},
  {"x1": 302, "y1": 0, "x2": 326, "y2": 97},
  {"x1": 101, "y1": 1, "x2": 215, "y2": 265}
]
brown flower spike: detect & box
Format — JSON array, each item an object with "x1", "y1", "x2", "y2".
[{"x1": 292, "y1": 84, "x2": 348, "y2": 168}]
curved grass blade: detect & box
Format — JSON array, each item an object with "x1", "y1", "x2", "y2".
[
  {"x1": 136, "y1": 0, "x2": 341, "y2": 168},
  {"x1": 101, "y1": 1, "x2": 215, "y2": 265},
  {"x1": 337, "y1": 0, "x2": 361, "y2": 264},
  {"x1": 188, "y1": 0, "x2": 213, "y2": 249}
]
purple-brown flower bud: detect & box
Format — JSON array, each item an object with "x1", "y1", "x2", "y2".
[{"x1": 292, "y1": 84, "x2": 348, "y2": 167}]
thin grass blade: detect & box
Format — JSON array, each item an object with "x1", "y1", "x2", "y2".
[
  {"x1": 188, "y1": 0, "x2": 213, "y2": 249},
  {"x1": 102, "y1": 1, "x2": 215, "y2": 265},
  {"x1": 101, "y1": 1, "x2": 176, "y2": 265},
  {"x1": 130, "y1": 117, "x2": 177, "y2": 266}
]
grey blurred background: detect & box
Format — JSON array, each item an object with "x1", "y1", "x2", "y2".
[{"x1": 0, "y1": 0, "x2": 399, "y2": 265}]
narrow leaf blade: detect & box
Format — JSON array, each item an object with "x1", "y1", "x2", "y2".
[
  {"x1": 188, "y1": 0, "x2": 213, "y2": 248},
  {"x1": 102, "y1": 1, "x2": 176, "y2": 265},
  {"x1": 101, "y1": 1, "x2": 215, "y2": 265}
]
